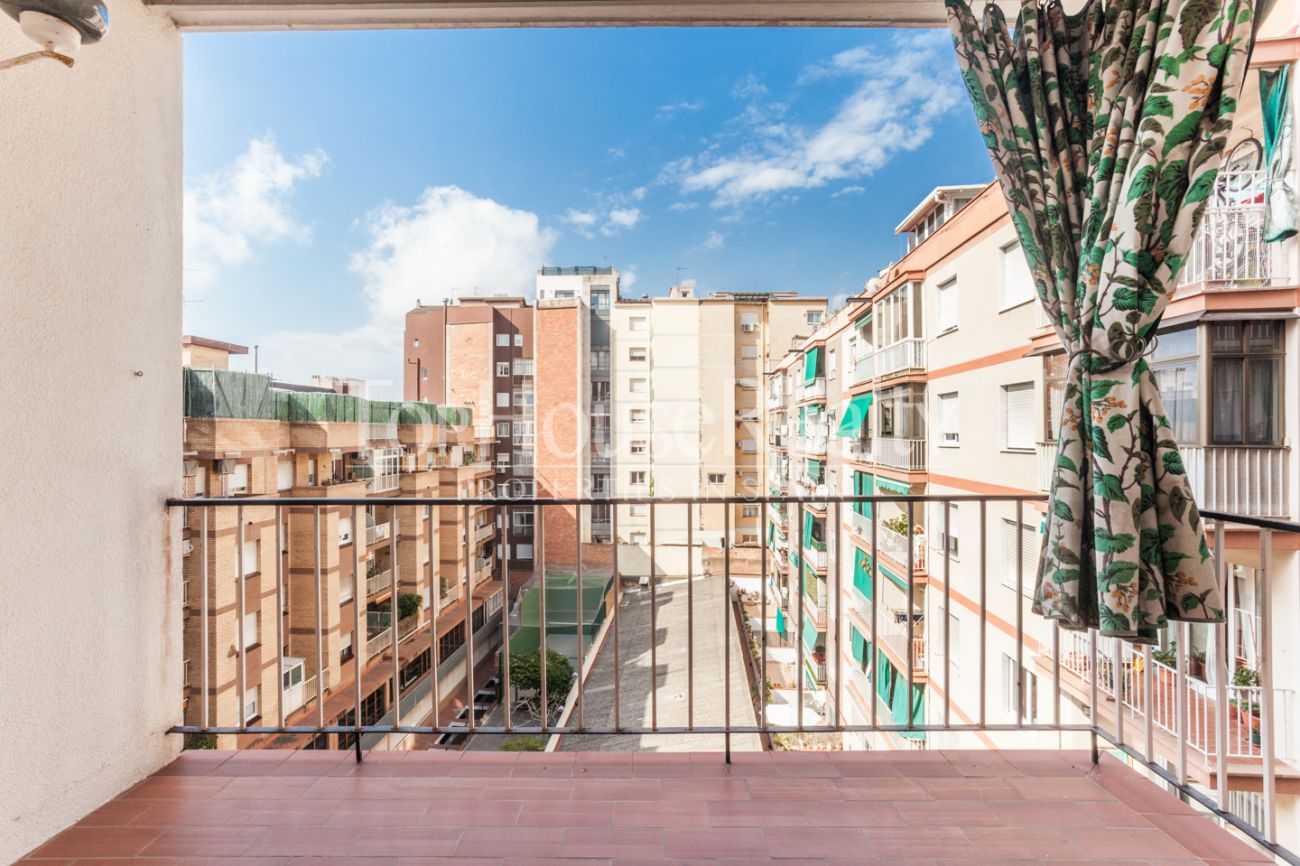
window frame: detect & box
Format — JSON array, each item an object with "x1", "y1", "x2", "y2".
[{"x1": 1209, "y1": 321, "x2": 1284, "y2": 446}]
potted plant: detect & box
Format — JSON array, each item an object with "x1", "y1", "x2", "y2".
[{"x1": 1230, "y1": 665, "x2": 1261, "y2": 745}]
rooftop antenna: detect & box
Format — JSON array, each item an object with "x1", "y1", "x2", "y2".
[{"x1": 676, "y1": 266, "x2": 688, "y2": 286}]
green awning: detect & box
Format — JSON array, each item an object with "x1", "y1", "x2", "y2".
[
  {"x1": 836, "y1": 392, "x2": 873, "y2": 437},
  {"x1": 876, "y1": 650, "x2": 895, "y2": 705},
  {"x1": 802, "y1": 346, "x2": 822, "y2": 385},
  {"x1": 853, "y1": 547, "x2": 873, "y2": 601},
  {"x1": 798, "y1": 406, "x2": 806, "y2": 436},
  {"x1": 802, "y1": 615, "x2": 823, "y2": 654},
  {"x1": 802, "y1": 510, "x2": 814, "y2": 543},
  {"x1": 767, "y1": 521, "x2": 776, "y2": 546},
  {"x1": 776, "y1": 606, "x2": 786, "y2": 637},
  {"x1": 876, "y1": 476, "x2": 910, "y2": 495},
  {"x1": 806, "y1": 458, "x2": 823, "y2": 481},
  {"x1": 854, "y1": 471, "x2": 874, "y2": 519},
  {"x1": 881, "y1": 563, "x2": 908, "y2": 591},
  {"x1": 850, "y1": 625, "x2": 867, "y2": 665}
]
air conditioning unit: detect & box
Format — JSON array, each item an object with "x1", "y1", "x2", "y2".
[
  {"x1": 182, "y1": 539, "x2": 193, "y2": 556},
  {"x1": 741, "y1": 322, "x2": 756, "y2": 333}
]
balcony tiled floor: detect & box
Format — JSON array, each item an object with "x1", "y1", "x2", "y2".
[{"x1": 20, "y1": 749, "x2": 1269, "y2": 864}]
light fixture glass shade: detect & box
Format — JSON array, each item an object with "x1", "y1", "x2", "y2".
[{"x1": 2, "y1": 0, "x2": 108, "y2": 46}]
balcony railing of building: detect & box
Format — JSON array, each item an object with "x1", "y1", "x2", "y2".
[
  {"x1": 169, "y1": 493, "x2": 1299, "y2": 864},
  {"x1": 872, "y1": 337, "x2": 926, "y2": 378},
  {"x1": 797, "y1": 377, "x2": 826, "y2": 402},
  {"x1": 874, "y1": 436, "x2": 926, "y2": 471},
  {"x1": 877, "y1": 521, "x2": 926, "y2": 571},
  {"x1": 364, "y1": 520, "x2": 391, "y2": 546},
  {"x1": 364, "y1": 566, "x2": 392, "y2": 597},
  {"x1": 851, "y1": 351, "x2": 873, "y2": 385},
  {"x1": 364, "y1": 471, "x2": 400, "y2": 494},
  {"x1": 1038, "y1": 440, "x2": 1290, "y2": 517},
  {"x1": 1179, "y1": 169, "x2": 1287, "y2": 288}
]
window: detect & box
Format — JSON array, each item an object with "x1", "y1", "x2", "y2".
[
  {"x1": 412, "y1": 337, "x2": 420, "y2": 348},
  {"x1": 630, "y1": 316, "x2": 647, "y2": 332},
  {"x1": 512, "y1": 511, "x2": 534, "y2": 531},
  {"x1": 630, "y1": 440, "x2": 647, "y2": 455},
  {"x1": 630, "y1": 531, "x2": 648, "y2": 544},
  {"x1": 282, "y1": 660, "x2": 304, "y2": 692},
  {"x1": 591, "y1": 380, "x2": 610, "y2": 403},
  {"x1": 421, "y1": 368, "x2": 428, "y2": 380},
  {"x1": 706, "y1": 472, "x2": 726, "y2": 484},
  {"x1": 496, "y1": 334, "x2": 510, "y2": 347},
  {"x1": 630, "y1": 504, "x2": 648, "y2": 517},
  {"x1": 338, "y1": 516, "x2": 353, "y2": 545},
  {"x1": 1150, "y1": 328, "x2": 1198, "y2": 443},
  {"x1": 629, "y1": 346, "x2": 647, "y2": 362},
  {"x1": 307, "y1": 458, "x2": 316, "y2": 486},
  {"x1": 937, "y1": 392, "x2": 959, "y2": 446},
  {"x1": 237, "y1": 538, "x2": 259, "y2": 576},
  {"x1": 496, "y1": 392, "x2": 509, "y2": 408},
  {"x1": 496, "y1": 422, "x2": 510, "y2": 437},
  {"x1": 806, "y1": 310, "x2": 824, "y2": 326},
  {"x1": 999, "y1": 241, "x2": 1036, "y2": 309},
  {"x1": 1002, "y1": 383, "x2": 1035, "y2": 450},
  {"x1": 629, "y1": 377, "x2": 648, "y2": 394},
  {"x1": 340, "y1": 631, "x2": 353, "y2": 664},
  {"x1": 629, "y1": 409, "x2": 647, "y2": 425},
  {"x1": 1043, "y1": 352, "x2": 1068, "y2": 442},
  {"x1": 244, "y1": 685, "x2": 261, "y2": 723},
  {"x1": 241, "y1": 611, "x2": 259, "y2": 650},
  {"x1": 496, "y1": 362, "x2": 510, "y2": 377},
  {"x1": 591, "y1": 287, "x2": 610, "y2": 311},
  {"x1": 740, "y1": 344, "x2": 759, "y2": 360},
  {"x1": 629, "y1": 471, "x2": 647, "y2": 486},
  {"x1": 591, "y1": 348, "x2": 610, "y2": 370},
  {"x1": 1210, "y1": 321, "x2": 1282, "y2": 445},
  {"x1": 230, "y1": 462, "x2": 250, "y2": 493},
  {"x1": 740, "y1": 312, "x2": 759, "y2": 332},
  {"x1": 936, "y1": 277, "x2": 958, "y2": 333},
  {"x1": 1000, "y1": 653, "x2": 1039, "y2": 722},
  {"x1": 277, "y1": 461, "x2": 294, "y2": 491},
  {"x1": 1001, "y1": 519, "x2": 1040, "y2": 595},
  {"x1": 741, "y1": 505, "x2": 760, "y2": 518},
  {"x1": 514, "y1": 334, "x2": 523, "y2": 348}
]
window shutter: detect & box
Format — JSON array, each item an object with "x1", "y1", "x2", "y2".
[
  {"x1": 1001, "y1": 519, "x2": 1040, "y2": 593},
  {"x1": 1004, "y1": 383, "x2": 1034, "y2": 449},
  {"x1": 937, "y1": 279, "x2": 957, "y2": 331},
  {"x1": 276, "y1": 461, "x2": 293, "y2": 491}
]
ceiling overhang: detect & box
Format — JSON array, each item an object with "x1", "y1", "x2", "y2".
[{"x1": 147, "y1": 0, "x2": 961, "y2": 31}]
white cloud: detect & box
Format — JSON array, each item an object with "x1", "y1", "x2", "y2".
[
  {"x1": 667, "y1": 32, "x2": 961, "y2": 208},
  {"x1": 694, "y1": 230, "x2": 725, "y2": 251},
  {"x1": 259, "y1": 186, "x2": 555, "y2": 394},
  {"x1": 656, "y1": 100, "x2": 705, "y2": 119},
  {"x1": 832, "y1": 185, "x2": 867, "y2": 197},
  {"x1": 184, "y1": 134, "x2": 327, "y2": 291},
  {"x1": 732, "y1": 73, "x2": 768, "y2": 100},
  {"x1": 605, "y1": 208, "x2": 642, "y2": 233},
  {"x1": 622, "y1": 267, "x2": 639, "y2": 290},
  {"x1": 607, "y1": 147, "x2": 627, "y2": 160},
  {"x1": 668, "y1": 201, "x2": 700, "y2": 213},
  {"x1": 631, "y1": 186, "x2": 647, "y2": 201},
  {"x1": 563, "y1": 196, "x2": 644, "y2": 239},
  {"x1": 563, "y1": 209, "x2": 599, "y2": 228}
]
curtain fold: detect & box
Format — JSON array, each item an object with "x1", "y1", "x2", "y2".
[
  {"x1": 1261, "y1": 66, "x2": 1296, "y2": 242},
  {"x1": 946, "y1": 0, "x2": 1254, "y2": 641}
]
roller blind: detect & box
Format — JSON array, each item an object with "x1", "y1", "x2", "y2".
[
  {"x1": 1003, "y1": 383, "x2": 1035, "y2": 450},
  {"x1": 1001, "y1": 518, "x2": 1041, "y2": 595},
  {"x1": 936, "y1": 278, "x2": 958, "y2": 332}
]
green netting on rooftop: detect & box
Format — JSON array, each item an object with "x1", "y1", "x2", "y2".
[{"x1": 183, "y1": 368, "x2": 276, "y2": 419}]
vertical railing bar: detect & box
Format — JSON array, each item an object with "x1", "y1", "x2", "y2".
[
  {"x1": 462, "y1": 503, "x2": 475, "y2": 733},
  {"x1": 236, "y1": 505, "x2": 247, "y2": 734},
  {"x1": 978, "y1": 499, "x2": 987, "y2": 730},
  {"x1": 1114, "y1": 632, "x2": 1125, "y2": 746},
  {"x1": 833, "y1": 499, "x2": 843, "y2": 732},
  {"x1": 275, "y1": 505, "x2": 285, "y2": 730},
  {"x1": 759, "y1": 499, "x2": 767, "y2": 732},
  {"x1": 1176, "y1": 621, "x2": 1188, "y2": 784},
  {"x1": 390, "y1": 507, "x2": 400, "y2": 733},
  {"x1": 650, "y1": 501, "x2": 658, "y2": 731},
  {"x1": 1015, "y1": 499, "x2": 1024, "y2": 728},
  {"x1": 687, "y1": 502, "x2": 694, "y2": 731},
  {"x1": 872, "y1": 499, "x2": 880, "y2": 731},
  {"x1": 575, "y1": 502, "x2": 585, "y2": 732},
  {"x1": 1089, "y1": 626, "x2": 1098, "y2": 734},
  {"x1": 724, "y1": 504, "x2": 732, "y2": 757},
  {"x1": 430, "y1": 505, "x2": 441, "y2": 730},
  {"x1": 313, "y1": 505, "x2": 323, "y2": 731},
  {"x1": 1143, "y1": 644, "x2": 1154, "y2": 762},
  {"x1": 500, "y1": 504, "x2": 510, "y2": 734},
  {"x1": 1214, "y1": 521, "x2": 1228, "y2": 812},
  {"x1": 943, "y1": 499, "x2": 951, "y2": 730},
  {"x1": 796, "y1": 502, "x2": 805, "y2": 731},
  {"x1": 1259, "y1": 528, "x2": 1276, "y2": 842},
  {"x1": 1052, "y1": 621, "x2": 1061, "y2": 730},
  {"x1": 200, "y1": 507, "x2": 210, "y2": 730},
  {"x1": 354, "y1": 504, "x2": 363, "y2": 741},
  {"x1": 905, "y1": 499, "x2": 915, "y2": 734},
  {"x1": 612, "y1": 502, "x2": 621, "y2": 732},
  {"x1": 539, "y1": 505, "x2": 548, "y2": 733}
]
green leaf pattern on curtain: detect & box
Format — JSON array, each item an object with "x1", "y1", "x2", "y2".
[{"x1": 945, "y1": 0, "x2": 1252, "y2": 641}]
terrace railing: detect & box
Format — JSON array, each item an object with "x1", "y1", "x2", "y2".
[{"x1": 170, "y1": 493, "x2": 1299, "y2": 864}]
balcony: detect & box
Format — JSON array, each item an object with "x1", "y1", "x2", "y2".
[
  {"x1": 1179, "y1": 170, "x2": 1286, "y2": 288},
  {"x1": 874, "y1": 437, "x2": 926, "y2": 471},
  {"x1": 851, "y1": 351, "x2": 873, "y2": 384},
  {"x1": 877, "y1": 522, "x2": 926, "y2": 571},
  {"x1": 364, "y1": 566, "x2": 392, "y2": 597},
  {"x1": 873, "y1": 337, "x2": 926, "y2": 378},
  {"x1": 797, "y1": 376, "x2": 826, "y2": 402},
  {"x1": 364, "y1": 520, "x2": 391, "y2": 546},
  {"x1": 880, "y1": 608, "x2": 927, "y2": 675},
  {"x1": 364, "y1": 471, "x2": 400, "y2": 494},
  {"x1": 795, "y1": 432, "x2": 828, "y2": 456}
]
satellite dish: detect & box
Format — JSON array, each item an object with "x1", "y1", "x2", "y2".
[{"x1": 2, "y1": 0, "x2": 108, "y2": 55}]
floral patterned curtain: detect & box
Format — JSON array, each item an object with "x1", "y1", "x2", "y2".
[{"x1": 945, "y1": 0, "x2": 1254, "y2": 641}]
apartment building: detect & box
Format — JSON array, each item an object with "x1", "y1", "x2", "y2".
[
  {"x1": 760, "y1": 137, "x2": 1300, "y2": 838},
  {"x1": 182, "y1": 339, "x2": 504, "y2": 750},
  {"x1": 612, "y1": 285, "x2": 827, "y2": 581},
  {"x1": 404, "y1": 297, "x2": 536, "y2": 572}
]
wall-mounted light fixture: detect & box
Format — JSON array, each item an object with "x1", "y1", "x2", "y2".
[{"x1": 1, "y1": 0, "x2": 108, "y2": 71}]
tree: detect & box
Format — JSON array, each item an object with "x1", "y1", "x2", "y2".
[{"x1": 508, "y1": 649, "x2": 573, "y2": 722}]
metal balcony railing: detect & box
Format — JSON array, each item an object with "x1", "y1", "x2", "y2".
[
  {"x1": 873, "y1": 338, "x2": 925, "y2": 378},
  {"x1": 797, "y1": 377, "x2": 826, "y2": 402},
  {"x1": 851, "y1": 352, "x2": 873, "y2": 385},
  {"x1": 170, "y1": 493, "x2": 1299, "y2": 862},
  {"x1": 877, "y1": 523, "x2": 926, "y2": 571},
  {"x1": 1179, "y1": 170, "x2": 1286, "y2": 288},
  {"x1": 364, "y1": 521, "x2": 391, "y2": 546},
  {"x1": 874, "y1": 437, "x2": 926, "y2": 471},
  {"x1": 365, "y1": 567, "x2": 392, "y2": 597}
]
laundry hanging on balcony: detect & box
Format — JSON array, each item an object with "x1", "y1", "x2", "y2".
[
  {"x1": 945, "y1": 0, "x2": 1253, "y2": 641},
  {"x1": 1261, "y1": 66, "x2": 1296, "y2": 242}
]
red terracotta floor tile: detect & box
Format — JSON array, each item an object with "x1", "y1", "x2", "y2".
[{"x1": 26, "y1": 827, "x2": 163, "y2": 859}]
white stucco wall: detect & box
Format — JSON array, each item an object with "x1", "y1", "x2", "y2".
[{"x1": 0, "y1": 3, "x2": 183, "y2": 861}]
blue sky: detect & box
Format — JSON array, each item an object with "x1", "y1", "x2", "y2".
[{"x1": 183, "y1": 27, "x2": 993, "y2": 394}]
